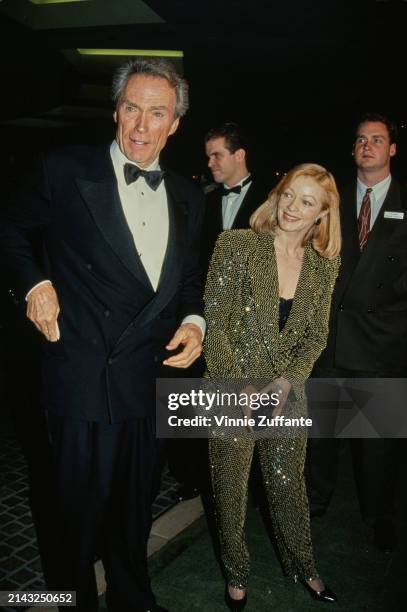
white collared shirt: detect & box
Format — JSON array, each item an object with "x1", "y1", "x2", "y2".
[
  {"x1": 357, "y1": 174, "x2": 392, "y2": 230},
  {"x1": 110, "y1": 141, "x2": 168, "y2": 291},
  {"x1": 110, "y1": 141, "x2": 205, "y2": 337},
  {"x1": 222, "y1": 175, "x2": 252, "y2": 230}
]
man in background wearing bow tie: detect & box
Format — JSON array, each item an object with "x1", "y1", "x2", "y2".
[
  {"x1": 201, "y1": 122, "x2": 268, "y2": 274},
  {"x1": 0, "y1": 58, "x2": 205, "y2": 612},
  {"x1": 306, "y1": 113, "x2": 406, "y2": 554}
]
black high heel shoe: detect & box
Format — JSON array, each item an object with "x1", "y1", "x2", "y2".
[
  {"x1": 224, "y1": 584, "x2": 247, "y2": 611},
  {"x1": 301, "y1": 579, "x2": 337, "y2": 603}
]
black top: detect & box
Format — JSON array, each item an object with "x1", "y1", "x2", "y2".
[{"x1": 279, "y1": 297, "x2": 293, "y2": 332}]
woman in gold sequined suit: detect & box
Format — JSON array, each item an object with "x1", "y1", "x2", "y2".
[{"x1": 204, "y1": 163, "x2": 341, "y2": 610}]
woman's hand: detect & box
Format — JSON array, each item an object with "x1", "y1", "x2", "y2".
[
  {"x1": 239, "y1": 385, "x2": 258, "y2": 431},
  {"x1": 256, "y1": 378, "x2": 291, "y2": 416}
]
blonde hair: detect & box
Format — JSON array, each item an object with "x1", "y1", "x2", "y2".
[{"x1": 250, "y1": 163, "x2": 341, "y2": 259}]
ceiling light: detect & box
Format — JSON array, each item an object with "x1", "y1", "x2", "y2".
[
  {"x1": 77, "y1": 49, "x2": 183, "y2": 58},
  {"x1": 29, "y1": 1, "x2": 90, "y2": 5}
]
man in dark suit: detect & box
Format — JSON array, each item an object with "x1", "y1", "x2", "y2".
[
  {"x1": 0, "y1": 58, "x2": 205, "y2": 612},
  {"x1": 306, "y1": 113, "x2": 405, "y2": 552},
  {"x1": 201, "y1": 122, "x2": 267, "y2": 273}
]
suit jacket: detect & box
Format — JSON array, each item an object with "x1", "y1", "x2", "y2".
[
  {"x1": 200, "y1": 179, "x2": 268, "y2": 275},
  {"x1": 0, "y1": 145, "x2": 205, "y2": 421},
  {"x1": 316, "y1": 176, "x2": 407, "y2": 373},
  {"x1": 204, "y1": 230, "x2": 340, "y2": 383}
]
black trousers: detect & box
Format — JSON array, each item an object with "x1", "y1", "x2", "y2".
[
  {"x1": 305, "y1": 368, "x2": 400, "y2": 526},
  {"x1": 47, "y1": 413, "x2": 160, "y2": 612}
]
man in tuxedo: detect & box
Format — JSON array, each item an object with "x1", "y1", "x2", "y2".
[
  {"x1": 306, "y1": 113, "x2": 405, "y2": 552},
  {"x1": 0, "y1": 58, "x2": 205, "y2": 611},
  {"x1": 201, "y1": 122, "x2": 267, "y2": 273}
]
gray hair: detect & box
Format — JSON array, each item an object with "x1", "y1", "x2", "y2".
[{"x1": 112, "y1": 57, "x2": 189, "y2": 118}]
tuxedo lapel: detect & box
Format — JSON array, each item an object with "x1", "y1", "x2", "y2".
[
  {"x1": 76, "y1": 176, "x2": 153, "y2": 290},
  {"x1": 210, "y1": 188, "x2": 224, "y2": 233},
  {"x1": 128, "y1": 172, "x2": 187, "y2": 328},
  {"x1": 75, "y1": 147, "x2": 153, "y2": 290},
  {"x1": 156, "y1": 173, "x2": 186, "y2": 295},
  {"x1": 232, "y1": 182, "x2": 262, "y2": 229}
]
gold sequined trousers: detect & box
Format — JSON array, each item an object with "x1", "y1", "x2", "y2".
[{"x1": 209, "y1": 435, "x2": 318, "y2": 588}]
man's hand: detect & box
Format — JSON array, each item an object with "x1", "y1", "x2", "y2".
[
  {"x1": 163, "y1": 323, "x2": 202, "y2": 368},
  {"x1": 26, "y1": 282, "x2": 61, "y2": 342}
]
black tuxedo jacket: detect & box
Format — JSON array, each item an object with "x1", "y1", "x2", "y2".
[
  {"x1": 316, "y1": 176, "x2": 407, "y2": 373},
  {"x1": 200, "y1": 179, "x2": 268, "y2": 274},
  {"x1": 0, "y1": 145, "x2": 205, "y2": 421}
]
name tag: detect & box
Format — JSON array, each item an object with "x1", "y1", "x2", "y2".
[{"x1": 384, "y1": 211, "x2": 405, "y2": 220}]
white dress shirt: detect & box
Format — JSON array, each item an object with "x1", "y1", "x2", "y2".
[
  {"x1": 222, "y1": 175, "x2": 252, "y2": 230},
  {"x1": 110, "y1": 141, "x2": 168, "y2": 291},
  {"x1": 357, "y1": 174, "x2": 392, "y2": 230},
  {"x1": 110, "y1": 141, "x2": 205, "y2": 336}
]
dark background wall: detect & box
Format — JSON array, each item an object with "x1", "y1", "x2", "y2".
[
  {"x1": 1, "y1": 0, "x2": 407, "y2": 425},
  {"x1": 0, "y1": 0, "x2": 406, "y2": 186}
]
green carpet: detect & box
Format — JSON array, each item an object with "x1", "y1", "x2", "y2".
[{"x1": 149, "y1": 443, "x2": 406, "y2": 612}]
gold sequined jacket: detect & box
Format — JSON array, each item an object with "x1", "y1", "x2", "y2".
[{"x1": 204, "y1": 230, "x2": 340, "y2": 383}]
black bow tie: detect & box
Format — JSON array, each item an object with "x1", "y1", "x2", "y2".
[
  {"x1": 123, "y1": 163, "x2": 165, "y2": 191},
  {"x1": 220, "y1": 185, "x2": 242, "y2": 196},
  {"x1": 220, "y1": 176, "x2": 252, "y2": 197}
]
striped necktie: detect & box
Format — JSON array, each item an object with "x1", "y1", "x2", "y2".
[{"x1": 358, "y1": 187, "x2": 372, "y2": 251}]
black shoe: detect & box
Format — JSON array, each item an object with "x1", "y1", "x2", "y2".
[
  {"x1": 225, "y1": 585, "x2": 247, "y2": 611},
  {"x1": 374, "y1": 521, "x2": 396, "y2": 553},
  {"x1": 173, "y1": 484, "x2": 199, "y2": 502},
  {"x1": 301, "y1": 580, "x2": 337, "y2": 603},
  {"x1": 143, "y1": 606, "x2": 169, "y2": 612}
]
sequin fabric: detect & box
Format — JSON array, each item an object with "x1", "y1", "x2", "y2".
[{"x1": 204, "y1": 229, "x2": 340, "y2": 587}]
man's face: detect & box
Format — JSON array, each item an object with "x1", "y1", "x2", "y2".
[
  {"x1": 205, "y1": 137, "x2": 243, "y2": 186},
  {"x1": 353, "y1": 121, "x2": 396, "y2": 175},
  {"x1": 113, "y1": 74, "x2": 180, "y2": 167}
]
